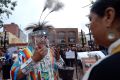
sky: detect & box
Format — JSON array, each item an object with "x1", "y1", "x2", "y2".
[{"x1": 4, "y1": 0, "x2": 94, "y2": 34}]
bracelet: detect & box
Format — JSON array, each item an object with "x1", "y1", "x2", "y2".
[{"x1": 20, "y1": 57, "x2": 38, "y2": 75}]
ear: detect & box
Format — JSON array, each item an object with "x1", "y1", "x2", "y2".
[{"x1": 104, "y1": 7, "x2": 115, "y2": 28}]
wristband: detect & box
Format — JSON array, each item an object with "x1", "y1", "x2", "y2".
[{"x1": 20, "y1": 57, "x2": 38, "y2": 75}]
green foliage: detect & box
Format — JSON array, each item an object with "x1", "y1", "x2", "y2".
[{"x1": 0, "y1": 0, "x2": 17, "y2": 28}]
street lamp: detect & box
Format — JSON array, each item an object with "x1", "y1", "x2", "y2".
[
  {"x1": 86, "y1": 24, "x2": 92, "y2": 41},
  {"x1": 0, "y1": 30, "x2": 9, "y2": 52},
  {"x1": 85, "y1": 24, "x2": 93, "y2": 49},
  {"x1": 81, "y1": 30, "x2": 84, "y2": 48},
  {"x1": 0, "y1": 30, "x2": 10, "y2": 79},
  {"x1": 4, "y1": 30, "x2": 7, "y2": 50}
]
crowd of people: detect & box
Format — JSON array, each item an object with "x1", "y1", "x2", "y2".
[{"x1": 1, "y1": 0, "x2": 120, "y2": 80}]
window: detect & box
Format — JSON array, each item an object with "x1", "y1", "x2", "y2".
[{"x1": 68, "y1": 31, "x2": 76, "y2": 43}]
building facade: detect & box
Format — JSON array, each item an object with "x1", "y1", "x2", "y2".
[
  {"x1": 0, "y1": 32, "x2": 27, "y2": 48},
  {"x1": 4, "y1": 23, "x2": 27, "y2": 43},
  {"x1": 52, "y1": 28, "x2": 78, "y2": 48}
]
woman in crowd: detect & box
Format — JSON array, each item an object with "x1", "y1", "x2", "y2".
[{"x1": 82, "y1": 0, "x2": 120, "y2": 80}]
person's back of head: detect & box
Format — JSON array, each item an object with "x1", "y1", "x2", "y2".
[
  {"x1": 89, "y1": 0, "x2": 120, "y2": 48},
  {"x1": 91, "y1": 0, "x2": 120, "y2": 18}
]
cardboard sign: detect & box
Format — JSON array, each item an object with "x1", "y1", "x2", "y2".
[{"x1": 65, "y1": 50, "x2": 75, "y2": 59}]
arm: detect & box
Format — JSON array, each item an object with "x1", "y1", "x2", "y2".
[
  {"x1": 11, "y1": 46, "x2": 48, "y2": 80},
  {"x1": 16, "y1": 56, "x2": 41, "y2": 79},
  {"x1": 11, "y1": 61, "x2": 24, "y2": 80}
]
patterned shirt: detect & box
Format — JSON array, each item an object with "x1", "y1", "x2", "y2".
[{"x1": 11, "y1": 46, "x2": 64, "y2": 80}]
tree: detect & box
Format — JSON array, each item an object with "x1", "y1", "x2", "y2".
[{"x1": 0, "y1": 0, "x2": 17, "y2": 28}]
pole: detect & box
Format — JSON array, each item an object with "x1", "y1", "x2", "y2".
[
  {"x1": 81, "y1": 30, "x2": 84, "y2": 48},
  {"x1": 89, "y1": 28, "x2": 92, "y2": 43},
  {"x1": 75, "y1": 48, "x2": 78, "y2": 80},
  {"x1": 86, "y1": 24, "x2": 93, "y2": 50},
  {"x1": 89, "y1": 27, "x2": 92, "y2": 49},
  {"x1": 2, "y1": 30, "x2": 11, "y2": 79},
  {"x1": 3, "y1": 30, "x2": 7, "y2": 51}
]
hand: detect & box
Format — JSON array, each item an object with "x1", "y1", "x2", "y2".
[{"x1": 32, "y1": 45, "x2": 48, "y2": 63}]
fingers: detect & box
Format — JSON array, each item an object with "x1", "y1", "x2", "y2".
[
  {"x1": 35, "y1": 46, "x2": 48, "y2": 57},
  {"x1": 37, "y1": 44, "x2": 44, "y2": 49},
  {"x1": 41, "y1": 46, "x2": 48, "y2": 56}
]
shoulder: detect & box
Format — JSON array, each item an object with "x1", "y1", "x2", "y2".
[{"x1": 82, "y1": 53, "x2": 120, "y2": 80}]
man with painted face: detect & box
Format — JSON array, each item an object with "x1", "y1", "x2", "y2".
[{"x1": 10, "y1": 24, "x2": 64, "y2": 80}]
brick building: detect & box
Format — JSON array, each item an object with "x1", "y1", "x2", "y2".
[
  {"x1": 50, "y1": 28, "x2": 78, "y2": 48},
  {"x1": 3, "y1": 23, "x2": 27, "y2": 43}
]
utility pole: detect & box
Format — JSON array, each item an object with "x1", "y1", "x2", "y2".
[
  {"x1": 81, "y1": 30, "x2": 84, "y2": 48},
  {"x1": 3, "y1": 30, "x2": 7, "y2": 51},
  {"x1": 86, "y1": 24, "x2": 93, "y2": 50}
]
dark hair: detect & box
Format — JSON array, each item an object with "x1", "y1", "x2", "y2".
[
  {"x1": 32, "y1": 25, "x2": 44, "y2": 32},
  {"x1": 91, "y1": 0, "x2": 120, "y2": 18}
]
